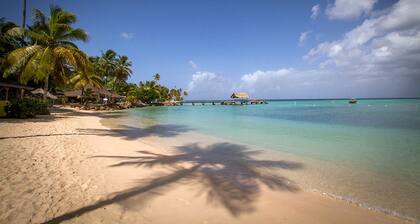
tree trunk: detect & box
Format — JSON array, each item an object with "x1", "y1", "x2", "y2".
[
  {"x1": 43, "y1": 75, "x2": 49, "y2": 101},
  {"x1": 81, "y1": 87, "x2": 85, "y2": 105},
  {"x1": 22, "y1": 0, "x2": 26, "y2": 45},
  {"x1": 22, "y1": 0, "x2": 26, "y2": 28}
]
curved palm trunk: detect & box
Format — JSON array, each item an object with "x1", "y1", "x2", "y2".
[
  {"x1": 43, "y1": 75, "x2": 49, "y2": 101},
  {"x1": 81, "y1": 87, "x2": 85, "y2": 105}
]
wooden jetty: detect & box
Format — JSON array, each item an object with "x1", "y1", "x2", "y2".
[{"x1": 181, "y1": 92, "x2": 268, "y2": 106}]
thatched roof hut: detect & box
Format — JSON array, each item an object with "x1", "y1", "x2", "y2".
[
  {"x1": 64, "y1": 87, "x2": 115, "y2": 98},
  {"x1": 0, "y1": 82, "x2": 34, "y2": 100},
  {"x1": 231, "y1": 92, "x2": 249, "y2": 99}
]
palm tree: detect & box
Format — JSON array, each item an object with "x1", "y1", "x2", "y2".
[
  {"x1": 114, "y1": 55, "x2": 132, "y2": 82},
  {"x1": 0, "y1": 18, "x2": 21, "y2": 76},
  {"x1": 138, "y1": 80, "x2": 160, "y2": 104},
  {"x1": 153, "y1": 73, "x2": 160, "y2": 81},
  {"x1": 4, "y1": 5, "x2": 90, "y2": 100},
  {"x1": 99, "y1": 49, "x2": 117, "y2": 84},
  {"x1": 70, "y1": 70, "x2": 102, "y2": 104}
]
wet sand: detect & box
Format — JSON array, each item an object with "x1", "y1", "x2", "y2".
[{"x1": 0, "y1": 107, "x2": 412, "y2": 223}]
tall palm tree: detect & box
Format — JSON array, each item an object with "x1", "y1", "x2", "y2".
[
  {"x1": 99, "y1": 49, "x2": 117, "y2": 84},
  {"x1": 70, "y1": 70, "x2": 102, "y2": 104},
  {"x1": 106, "y1": 55, "x2": 132, "y2": 92},
  {"x1": 153, "y1": 73, "x2": 160, "y2": 81},
  {"x1": 114, "y1": 55, "x2": 132, "y2": 82},
  {"x1": 4, "y1": 5, "x2": 90, "y2": 100}
]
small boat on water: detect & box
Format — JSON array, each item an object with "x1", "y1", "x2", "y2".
[{"x1": 349, "y1": 98, "x2": 358, "y2": 104}]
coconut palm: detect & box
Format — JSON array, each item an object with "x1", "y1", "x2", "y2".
[
  {"x1": 4, "y1": 5, "x2": 90, "y2": 100},
  {"x1": 138, "y1": 80, "x2": 160, "y2": 104},
  {"x1": 153, "y1": 73, "x2": 160, "y2": 81},
  {"x1": 114, "y1": 55, "x2": 132, "y2": 82},
  {"x1": 70, "y1": 70, "x2": 102, "y2": 104},
  {"x1": 0, "y1": 18, "x2": 19, "y2": 76},
  {"x1": 99, "y1": 49, "x2": 117, "y2": 83}
]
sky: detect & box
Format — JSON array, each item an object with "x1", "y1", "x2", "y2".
[{"x1": 1, "y1": 0, "x2": 420, "y2": 99}]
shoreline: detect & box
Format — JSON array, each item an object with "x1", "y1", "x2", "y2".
[
  {"x1": 0, "y1": 107, "x2": 414, "y2": 223},
  {"x1": 121, "y1": 120, "x2": 419, "y2": 224}
]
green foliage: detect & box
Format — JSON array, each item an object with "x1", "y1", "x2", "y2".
[
  {"x1": 4, "y1": 5, "x2": 90, "y2": 93},
  {"x1": 0, "y1": 18, "x2": 23, "y2": 76},
  {"x1": 5, "y1": 98, "x2": 49, "y2": 118},
  {"x1": 93, "y1": 49, "x2": 132, "y2": 93},
  {"x1": 153, "y1": 73, "x2": 160, "y2": 81},
  {"x1": 0, "y1": 6, "x2": 188, "y2": 108},
  {"x1": 125, "y1": 75, "x2": 188, "y2": 104}
]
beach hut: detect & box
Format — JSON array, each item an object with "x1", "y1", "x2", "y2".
[
  {"x1": 64, "y1": 86, "x2": 120, "y2": 104},
  {"x1": 231, "y1": 92, "x2": 249, "y2": 100},
  {"x1": 0, "y1": 82, "x2": 36, "y2": 117},
  {"x1": 231, "y1": 92, "x2": 249, "y2": 104},
  {"x1": 0, "y1": 82, "x2": 34, "y2": 100}
]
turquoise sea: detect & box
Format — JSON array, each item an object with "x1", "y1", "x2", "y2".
[{"x1": 116, "y1": 99, "x2": 420, "y2": 221}]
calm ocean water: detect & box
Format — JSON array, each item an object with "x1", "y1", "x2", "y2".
[{"x1": 121, "y1": 99, "x2": 420, "y2": 220}]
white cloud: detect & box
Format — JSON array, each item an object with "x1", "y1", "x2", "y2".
[
  {"x1": 237, "y1": 0, "x2": 420, "y2": 99},
  {"x1": 187, "y1": 71, "x2": 232, "y2": 99},
  {"x1": 305, "y1": 0, "x2": 420, "y2": 81},
  {"x1": 188, "y1": 60, "x2": 198, "y2": 70},
  {"x1": 299, "y1": 30, "x2": 312, "y2": 46},
  {"x1": 121, "y1": 32, "x2": 134, "y2": 39},
  {"x1": 236, "y1": 66, "x2": 420, "y2": 99},
  {"x1": 185, "y1": 0, "x2": 420, "y2": 99},
  {"x1": 311, "y1": 4, "x2": 320, "y2": 20},
  {"x1": 326, "y1": 0, "x2": 377, "y2": 20}
]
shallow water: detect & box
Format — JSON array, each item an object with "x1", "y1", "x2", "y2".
[{"x1": 112, "y1": 99, "x2": 420, "y2": 220}]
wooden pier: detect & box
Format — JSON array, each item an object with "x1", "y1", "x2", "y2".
[
  {"x1": 179, "y1": 92, "x2": 267, "y2": 106},
  {"x1": 180, "y1": 99, "x2": 268, "y2": 106}
]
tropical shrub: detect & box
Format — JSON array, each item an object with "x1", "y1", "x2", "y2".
[{"x1": 5, "y1": 98, "x2": 49, "y2": 118}]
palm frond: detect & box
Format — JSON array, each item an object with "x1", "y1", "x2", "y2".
[
  {"x1": 4, "y1": 45, "x2": 43, "y2": 79},
  {"x1": 35, "y1": 47, "x2": 55, "y2": 81},
  {"x1": 60, "y1": 28, "x2": 88, "y2": 42}
]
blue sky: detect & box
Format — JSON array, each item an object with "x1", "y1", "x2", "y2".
[{"x1": 1, "y1": 0, "x2": 420, "y2": 99}]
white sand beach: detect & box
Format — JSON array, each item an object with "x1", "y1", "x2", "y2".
[{"x1": 0, "y1": 108, "x2": 412, "y2": 224}]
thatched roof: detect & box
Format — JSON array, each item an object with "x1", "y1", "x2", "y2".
[
  {"x1": 64, "y1": 87, "x2": 120, "y2": 98},
  {"x1": 231, "y1": 92, "x2": 249, "y2": 99},
  {"x1": 31, "y1": 88, "x2": 57, "y2": 99},
  {"x1": 64, "y1": 89, "x2": 82, "y2": 97}
]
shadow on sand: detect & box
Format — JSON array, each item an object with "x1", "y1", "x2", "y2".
[
  {"x1": 0, "y1": 107, "x2": 125, "y2": 124},
  {"x1": 0, "y1": 107, "x2": 192, "y2": 140},
  {"x1": 76, "y1": 124, "x2": 193, "y2": 140},
  {"x1": 43, "y1": 142, "x2": 303, "y2": 223}
]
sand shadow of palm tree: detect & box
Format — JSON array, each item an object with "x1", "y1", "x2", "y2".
[
  {"x1": 0, "y1": 124, "x2": 192, "y2": 140},
  {"x1": 77, "y1": 124, "x2": 194, "y2": 140},
  {"x1": 43, "y1": 142, "x2": 303, "y2": 223}
]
